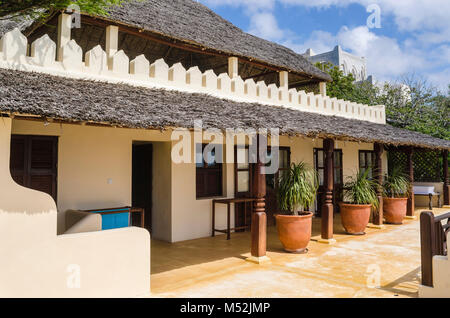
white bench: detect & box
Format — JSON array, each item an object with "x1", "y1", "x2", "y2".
[{"x1": 413, "y1": 186, "x2": 441, "y2": 209}]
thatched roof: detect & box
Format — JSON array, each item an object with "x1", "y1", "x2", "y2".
[
  {"x1": 0, "y1": 68, "x2": 448, "y2": 150},
  {"x1": 0, "y1": 0, "x2": 331, "y2": 82}
]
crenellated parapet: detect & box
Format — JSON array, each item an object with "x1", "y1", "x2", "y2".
[{"x1": 0, "y1": 28, "x2": 386, "y2": 124}]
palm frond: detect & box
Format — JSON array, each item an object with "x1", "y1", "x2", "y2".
[
  {"x1": 383, "y1": 165, "x2": 410, "y2": 198},
  {"x1": 342, "y1": 168, "x2": 379, "y2": 209},
  {"x1": 277, "y1": 161, "x2": 318, "y2": 215}
]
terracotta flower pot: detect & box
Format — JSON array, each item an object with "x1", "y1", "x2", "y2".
[
  {"x1": 339, "y1": 203, "x2": 371, "y2": 235},
  {"x1": 383, "y1": 197, "x2": 408, "y2": 224},
  {"x1": 275, "y1": 213, "x2": 313, "y2": 253}
]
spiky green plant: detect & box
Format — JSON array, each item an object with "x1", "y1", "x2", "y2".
[
  {"x1": 342, "y1": 168, "x2": 379, "y2": 210},
  {"x1": 383, "y1": 165, "x2": 410, "y2": 198},
  {"x1": 277, "y1": 162, "x2": 318, "y2": 215}
]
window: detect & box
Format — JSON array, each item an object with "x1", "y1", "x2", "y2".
[
  {"x1": 196, "y1": 144, "x2": 223, "y2": 198},
  {"x1": 313, "y1": 149, "x2": 343, "y2": 186},
  {"x1": 359, "y1": 150, "x2": 376, "y2": 178},
  {"x1": 265, "y1": 147, "x2": 291, "y2": 189},
  {"x1": 10, "y1": 135, "x2": 58, "y2": 201},
  {"x1": 235, "y1": 146, "x2": 251, "y2": 196}
]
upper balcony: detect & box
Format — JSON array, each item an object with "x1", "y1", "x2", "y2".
[{"x1": 0, "y1": 14, "x2": 386, "y2": 125}]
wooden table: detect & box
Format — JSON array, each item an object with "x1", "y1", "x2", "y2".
[{"x1": 212, "y1": 198, "x2": 256, "y2": 240}]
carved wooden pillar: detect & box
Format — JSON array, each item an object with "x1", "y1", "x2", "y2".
[
  {"x1": 444, "y1": 150, "x2": 449, "y2": 206},
  {"x1": 373, "y1": 143, "x2": 384, "y2": 225},
  {"x1": 250, "y1": 134, "x2": 267, "y2": 261},
  {"x1": 406, "y1": 147, "x2": 415, "y2": 217},
  {"x1": 321, "y1": 138, "x2": 334, "y2": 241}
]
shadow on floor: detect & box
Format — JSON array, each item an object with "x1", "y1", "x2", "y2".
[
  {"x1": 378, "y1": 266, "x2": 421, "y2": 298},
  {"x1": 151, "y1": 214, "x2": 350, "y2": 274}
]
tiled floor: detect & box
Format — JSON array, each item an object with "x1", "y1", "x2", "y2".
[{"x1": 150, "y1": 207, "x2": 448, "y2": 298}]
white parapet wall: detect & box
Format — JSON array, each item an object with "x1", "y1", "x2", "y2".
[
  {"x1": 0, "y1": 117, "x2": 151, "y2": 297},
  {"x1": 419, "y1": 231, "x2": 450, "y2": 298},
  {"x1": 0, "y1": 28, "x2": 386, "y2": 124}
]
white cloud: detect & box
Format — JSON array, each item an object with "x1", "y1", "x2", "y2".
[
  {"x1": 247, "y1": 12, "x2": 286, "y2": 41},
  {"x1": 282, "y1": 30, "x2": 336, "y2": 54},
  {"x1": 199, "y1": 0, "x2": 450, "y2": 88},
  {"x1": 337, "y1": 26, "x2": 426, "y2": 80},
  {"x1": 280, "y1": 0, "x2": 450, "y2": 31}
]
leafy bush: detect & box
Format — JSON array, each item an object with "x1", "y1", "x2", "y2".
[{"x1": 277, "y1": 162, "x2": 318, "y2": 215}]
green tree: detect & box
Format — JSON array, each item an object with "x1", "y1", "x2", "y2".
[
  {"x1": 314, "y1": 62, "x2": 380, "y2": 105},
  {"x1": 316, "y1": 62, "x2": 449, "y2": 141},
  {"x1": 378, "y1": 77, "x2": 450, "y2": 141},
  {"x1": 0, "y1": 0, "x2": 131, "y2": 20}
]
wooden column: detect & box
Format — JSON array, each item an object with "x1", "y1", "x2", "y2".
[
  {"x1": 248, "y1": 134, "x2": 268, "y2": 263},
  {"x1": 320, "y1": 138, "x2": 335, "y2": 243},
  {"x1": 406, "y1": 147, "x2": 415, "y2": 217},
  {"x1": 444, "y1": 150, "x2": 449, "y2": 206},
  {"x1": 373, "y1": 143, "x2": 384, "y2": 226}
]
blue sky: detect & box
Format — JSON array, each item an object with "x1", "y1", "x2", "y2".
[{"x1": 199, "y1": 0, "x2": 450, "y2": 92}]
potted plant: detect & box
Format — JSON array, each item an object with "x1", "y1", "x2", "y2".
[
  {"x1": 382, "y1": 166, "x2": 410, "y2": 224},
  {"x1": 275, "y1": 161, "x2": 318, "y2": 253},
  {"x1": 340, "y1": 169, "x2": 379, "y2": 235}
]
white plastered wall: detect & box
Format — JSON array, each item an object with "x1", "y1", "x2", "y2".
[
  {"x1": 419, "y1": 232, "x2": 450, "y2": 298},
  {"x1": 11, "y1": 119, "x2": 386, "y2": 243},
  {"x1": 1, "y1": 118, "x2": 150, "y2": 297}
]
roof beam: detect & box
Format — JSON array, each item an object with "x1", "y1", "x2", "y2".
[
  {"x1": 79, "y1": 14, "x2": 319, "y2": 82},
  {"x1": 242, "y1": 70, "x2": 276, "y2": 81}
]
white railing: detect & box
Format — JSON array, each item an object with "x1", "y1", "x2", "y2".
[{"x1": 0, "y1": 28, "x2": 386, "y2": 124}]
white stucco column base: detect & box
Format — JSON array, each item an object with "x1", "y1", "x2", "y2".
[
  {"x1": 246, "y1": 255, "x2": 271, "y2": 264},
  {"x1": 317, "y1": 238, "x2": 337, "y2": 245},
  {"x1": 367, "y1": 223, "x2": 385, "y2": 229}
]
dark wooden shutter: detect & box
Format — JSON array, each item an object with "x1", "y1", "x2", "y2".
[
  {"x1": 10, "y1": 135, "x2": 58, "y2": 201},
  {"x1": 196, "y1": 144, "x2": 223, "y2": 198}
]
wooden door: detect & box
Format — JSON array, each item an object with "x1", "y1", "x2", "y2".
[
  {"x1": 132, "y1": 144, "x2": 153, "y2": 232},
  {"x1": 10, "y1": 135, "x2": 58, "y2": 201},
  {"x1": 314, "y1": 148, "x2": 343, "y2": 215}
]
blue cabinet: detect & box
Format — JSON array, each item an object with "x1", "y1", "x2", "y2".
[{"x1": 89, "y1": 208, "x2": 130, "y2": 230}]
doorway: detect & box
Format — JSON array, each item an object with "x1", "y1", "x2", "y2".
[
  {"x1": 132, "y1": 143, "x2": 153, "y2": 232},
  {"x1": 314, "y1": 148, "x2": 343, "y2": 215}
]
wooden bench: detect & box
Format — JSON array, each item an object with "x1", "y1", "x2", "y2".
[{"x1": 414, "y1": 186, "x2": 441, "y2": 210}]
